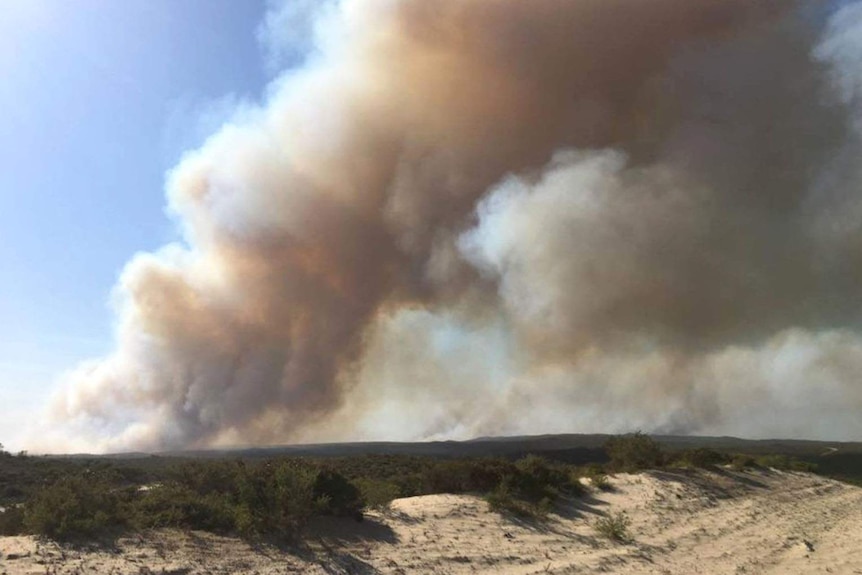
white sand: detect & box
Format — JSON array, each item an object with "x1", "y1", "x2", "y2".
[{"x1": 2, "y1": 468, "x2": 861, "y2": 574}]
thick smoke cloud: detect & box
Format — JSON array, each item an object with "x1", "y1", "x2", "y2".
[{"x1": 33, "y1": 0, "x2": 862, "y2": 452}]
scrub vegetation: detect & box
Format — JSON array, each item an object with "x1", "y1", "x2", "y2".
[{"x1": 0, "y1": 435, "x2": 837, "y2": 541}]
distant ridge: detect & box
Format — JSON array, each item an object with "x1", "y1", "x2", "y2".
[{"x1": 53, "y1": 433, "x2": 862, "y2": 463}]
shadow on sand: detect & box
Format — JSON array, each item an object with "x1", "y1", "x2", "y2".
[
  {"x1": 491, "y1": 490, "x2": 608, "y2": 542},
  {"x1": 306, "y1": 515, "x2": 399, "y2": 545}
]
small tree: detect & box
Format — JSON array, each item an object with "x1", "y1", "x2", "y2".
[
  {"x1": 604, "y1": 432, "x2": 665, "y2": 472},
  {"x1": 312, "y1": 468, "x2": 364, "y2": 519}
]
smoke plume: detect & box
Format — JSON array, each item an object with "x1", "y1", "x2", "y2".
[{"x1": 35, "y1": 0, "x2": 862, "y2": 451}]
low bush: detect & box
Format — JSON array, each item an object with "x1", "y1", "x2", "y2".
[
  {"x1": 235, "y1": 460, "x2": 318, "y2": 537},
  {"x1": 312, "y1": 468, "x2": 364, "y2": 519},
  {"x1": 672, "y1": 448, "x2": 730, "y2": 469},
  {"x1": 422, "y1": 459, "x2": 511, "y2": 494},
  {"x1": 133, "y1": 483, "x2": 235, "y2": 532},
  {"x1": 485, "y1": 481, "x2": 552, "y2": 519},
  {"x1": 482, "y1": 456, "x2": 584, "y2": 518},
  {"x1": 730, "y1": 454, "x2": 757, "y2": 470},
  {"x1": 594, "y1": 511, "x2": 631, "y2": 542},
  {"x1": 604, "y1": 433, "x2": 665, "y2": 472},
  {"x1": 16, "y1": 460, "x2": 339, "y2": 540},
  {"x1": 0, "y1": 506, "x2": 24, "y2": 535},
  {"x1": 583, "y1": 465, "x2": 612, "y2": 491},
  {"x1": 755, "y1": 455, "x2": 818, "y2": 472},
  {"x1": 23, "y1": 475, "x2": 130, "y2": 540},
  {"x1": 353, "y1": 478, "x2": 400, "y2": 510}
]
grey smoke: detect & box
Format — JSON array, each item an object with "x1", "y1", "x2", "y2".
[{"x1": 33, "y1": 0, "x2": 862, "y2": 452}]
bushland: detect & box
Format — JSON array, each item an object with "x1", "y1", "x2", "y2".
[
  {"x1": 0, "y1": 453, "x2": 587, "y2": 540},
  {"x1": 0, "y1": 435, "x2": 826, "y2": 542}
]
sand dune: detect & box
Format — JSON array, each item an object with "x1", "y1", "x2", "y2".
[{"x1": 2, "y1": 468, "x2": 861, "y2": 574}]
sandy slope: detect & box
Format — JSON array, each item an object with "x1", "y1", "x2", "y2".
[{"x1": 2, "y1": 468, "x2": 861, "y2": 574}]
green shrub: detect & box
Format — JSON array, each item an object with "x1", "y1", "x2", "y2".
[
  {"x1": 354, "y1": 478, "x2": 400, "y2": 511},
  {"x1": 485, "y1": 481, "x2": 515, "y2": 513},
  {"x1": 594, "y1": 511, "x2": 631, "y2": 542},
  {"x1": 312, "y1": 468, "x2": 364, "y2": 519},
  {"x1": 604, "y1": 433, "x2": 665, "y2": 472},
  {"x1": 232, "y1": 460, "x2": 317, "y2": 537},
  {"x1": 730, "y1": 454, "x2": 757, "y2": 470},
  {"x1": 23, "y1": 475, "x2": 130, "y2": 540},
  {"x1": 585, "y1": 467, "x2": 611, "y2": 491},
  {"x1": 465, "y1": 459, "x2": 515, "y2": 492},
  {"x1": 174, "y1": 461, "x2": 237, "y2": 495},
  {"x1": 0, "y1": 506, "x2": 24, "y2": 535},
  {"x1": 673, "y1": 448, "x2": 730, "y2": 469},
  {"x1": 422, "y1": 459, "x2": 512, "y2": 494},
  {"x1": 565, "y1": 469, "x2": 589, "y2": 496},
  {"x1": 755, "y1": 455, "x2": 818, "y2": 472},
  {"x1": 485, "y1": 480, "x2": 550, "y2": 519},
  {"x1": 0, "y1": 484, "x2": 25, "y2": 503},
  {"x1": 481, "y1": 456, "x2": 586, "y2": 519},
  {"x1": 133, "y1": 483, "x2": 234, "y2": 532},
  {"x1": 132, "y1": 460, "x2": 323, "y2": 538},
  {"x1": 2, "y1": 451, "x2": 597, "y2": 540},
  {"x1": 511, "y1": 455, "x2": 556, "y2": 502}
]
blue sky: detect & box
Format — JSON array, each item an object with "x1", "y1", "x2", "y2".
[{"x1": 0, "y1": 0, "x2": 280, "y2": 450}]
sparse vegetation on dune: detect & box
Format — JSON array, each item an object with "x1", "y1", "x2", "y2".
[
  {"x1": 0, "y1": 434, "x2": 850, "y2": 543},
  {"x1": 594, "y1": 511, "x2": 631, "y2": 542},
  {"x1": 583, "y1": 464, "x2": 612, "y2": 491},
  {"x1": 483, "y1": 455, "x2": 585, "y2": 518},
  {"x1": 604, "y1": 432, "x2": 666, "y2": 472},
  {"x1": 0, "y1": 451, "x2": 587, "y2": 540}
]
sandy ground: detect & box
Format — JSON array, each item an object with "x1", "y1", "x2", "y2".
[{"x1": 2, "y1": 468, "x2": 861, "y2": 574}]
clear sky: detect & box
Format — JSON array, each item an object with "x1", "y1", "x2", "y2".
[{"x1": 0, "y1": 0, "x2": 278, "y2": 451}]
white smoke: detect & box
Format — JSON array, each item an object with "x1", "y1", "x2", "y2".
[{"x1": 29, "y1": 0, "x2": 862, "y2": 452}]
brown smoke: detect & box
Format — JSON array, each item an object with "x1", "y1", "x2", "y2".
[{"x1": 33, "y1": 0, "x2": 862, "y2": 452}]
